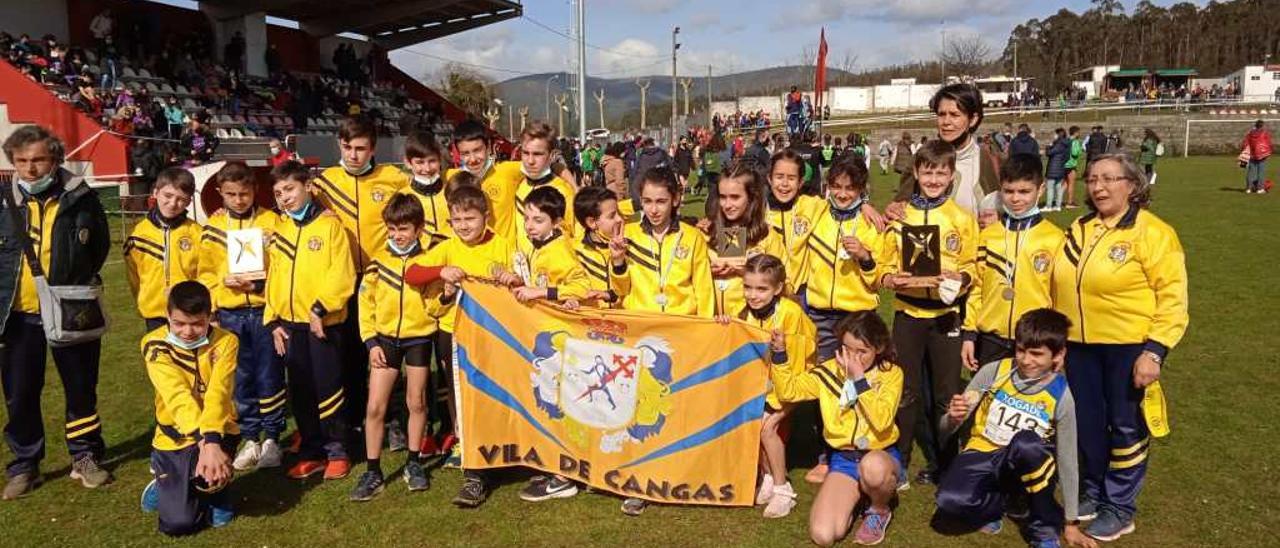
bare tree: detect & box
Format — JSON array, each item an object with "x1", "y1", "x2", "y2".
[{"x1": 940, "y1": 34, "x2": 993, "y2": 80}]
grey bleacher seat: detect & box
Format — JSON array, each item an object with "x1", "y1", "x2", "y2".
[
  {"x1": 233, "y1": 115, "x2": 247, "y2": 125},
  {"x1": 138, "y1": 68, "x2": 154, "y2": 80},
  {"x1": 216, "y1": 114, "x2": 234, "y2": 126},
  {"x1": 121, "y1": 66, "x2": 138, "y2": 80},
  {"x1": 216, "y1": 128, "x2": 231, "y2": 139},
  {"x1": 174, "y1": 84, "x2": 189, "y2": 96},
  {"x1": 182, "y1": 98, "x2": 199, "y2": 110},
  {"x1": 229, "y1": 128, "x2": 244, "y2": 139},
  {"x1": 84, "y1": 50, "x2": 97, "y2": 64},
  {"x1": 145, "y1": 82, "x2": 160, "y2": 93},
  {"x1": 160, "y1": 83, "x2": 175, "y2": 94}
]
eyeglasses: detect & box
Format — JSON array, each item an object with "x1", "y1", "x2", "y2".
[{"x1": 1085, "y1": 175, "x2": 1130, "y2": 187}]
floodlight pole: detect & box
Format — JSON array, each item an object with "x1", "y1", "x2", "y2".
[
  {"x1": 576, "y1": 0, "x2": 587, "y2": 141},
  {"x1": 671, "y1": 26, "x2": 680, "y2": 145}
]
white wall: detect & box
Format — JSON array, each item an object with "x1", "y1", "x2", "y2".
[
  {"x1": 0, "y1": 0, "x2": 68, "y2": 42},
  {"x1": 1232, "y1": 66, "x2": 1280, "y2": 101},
  {"x1": 830, "y1": 86, "x2": 872, "y2": 113}
]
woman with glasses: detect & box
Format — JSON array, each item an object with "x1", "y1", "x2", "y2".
[{"x1": 1050, "y1": 153, "x2": 1189, "y2": 542}]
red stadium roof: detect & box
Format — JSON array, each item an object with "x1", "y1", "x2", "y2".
[{"x1": 201, "y1": 0, "x2": 521, "y2": 49}]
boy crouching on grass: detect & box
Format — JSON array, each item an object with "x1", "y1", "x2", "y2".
[
  {"x1": 932, "y1": 308, "x2": 1094, "y2": 548},
  {"x1": 139, "y1": 281, "x2": 239, "y2": 535}
]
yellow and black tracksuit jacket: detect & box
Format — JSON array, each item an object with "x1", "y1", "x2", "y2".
[
  {"x1": 620, "y1": 219, "x2": 714, "y2": 318},
  {"x1": 574, "y1": 234, "x2": 630, "y2": 308},
  {"x1": 423, "y1": 230, "x2": 515, "y2": 333},
  {"x1": 767, "y1": 194, "x2": 826, "y2": 289},
  {"x1": 708, "y1": 229, "x2": 785, "y2": 316},
  {"x1": 398, "y1": 177, "x2": 452, "y2": 249},
  {"x1": 883, "y1": 197, "x2": 979, "y2": 319},
  {"x1": 142, "y1": 326, "x2": 238, "y2": 451},
  {"x1": 517, "y1": 230, "x2": 589, "y2": 302},
  {"x1": 804, "y1": 206, "x2": 885, "y2": 313},
  {"x1": 198, "y1": 207, "x2": 277, "y2": 312},
  {"x1": 739, "y1": 298, "x2": 817, "y2": 409},
  {"x1": 446, "y1": 161, "x2": 524, "y2": 239},
  {"x1": 513, "y1": 174, "x2": 577, "y2": 247},
  {"x1": 125, "y1": 210, "x2": 202, "y2": 320},
  {"x1": 311, "y1": 163, "x2": 408, "y2": 270},
  {"x1": 263, "y1": 204, "x2": 356, "y2": 327},
  {"x1": 1051, "y1": 207, "x2": 1189, "y2": 357},
  {"x1": 771, "y1": 356, "x2": 903, "y2": 452},
  {"x1": 963, "y1": 214, "x2": 1065, "y2": 340},
  {"x1": 358, "y1": 245, "x2": 447, "y2": 346},
  {"x1": 15, "y1": 191, "x2": 59, "y2": 314}
]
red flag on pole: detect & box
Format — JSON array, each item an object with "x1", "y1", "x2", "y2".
[{"x1": 815, "y1": 28, "x2": 828, "y2": 125}]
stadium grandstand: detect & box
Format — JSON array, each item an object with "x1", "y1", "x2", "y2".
[{"x1": 0, "y1": 0, "x2": 519, "y2": 192}]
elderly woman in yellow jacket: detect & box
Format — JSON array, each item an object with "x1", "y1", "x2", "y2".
[{"x1": 1051, "y1": 153, "x2": 1188, "y2": 542}]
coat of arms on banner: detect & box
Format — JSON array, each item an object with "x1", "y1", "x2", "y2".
[{"x1": 529, "y1": 319, "x2": 674, "y2": 453}]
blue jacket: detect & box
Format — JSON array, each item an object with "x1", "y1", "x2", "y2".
[
  {"x1": 1009, "y1": 132, "x2": 1040, "y2": 157},
  {"x1": 1045, "y1": 136, "x2": 1071, "y2": 179}
]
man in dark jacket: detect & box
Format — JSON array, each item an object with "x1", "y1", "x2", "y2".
[
  {"x1": 1, "y1": 125, "x2": 112, "y2": 499},
  {"x1": 1085, "y1": 126, "x2": 1108, "y2": 164},
  {"x1": 788, "y1": 130, "x2": 824, "y2": 196},
  {"x1": 740, "y1": 128, "x2": 771, "y2": 172},
  {"x1": 628, "y1": 137, "x2": 670, "y2": 205},
  {"x1": 1008, "y1": 124, "x2": 1040, "y2": 158}
]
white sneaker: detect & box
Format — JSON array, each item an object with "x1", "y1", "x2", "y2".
[
  {"x1": 232, "y1": 440, "x2": 260, "y2": 471},
  {"x1": 257, "y1": 439, "x2": 282, "y2": 469},
  {"x1": 755, "y1": 474, "x2": 775, "y2": 505},
  {"x1": 762, "y1": 482, "x2": 797, "y2": 518}
]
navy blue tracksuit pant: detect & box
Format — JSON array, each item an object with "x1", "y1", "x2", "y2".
[
  {"x1": 151, "y1": 435, "x2": 238, "y2": 536},
  {"x1": 219, "y1": 307, "x2": 285, "y2": 442},
  {"x1": 1, "y1": 313, "x2": 104, "y2": 477},
  {"x1": 1066, "y1": 342, "x2": 1148, "y2": 519},
  {"x1": 934, "y1": 430, "x2": 1063, "y2": 543}
]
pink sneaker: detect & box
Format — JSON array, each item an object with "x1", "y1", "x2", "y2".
[{"x1": 854, "y1": 509, "x2": 892, "y2": 545}]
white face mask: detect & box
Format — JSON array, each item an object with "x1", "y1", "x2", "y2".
[
  {"x1": 387, "y1": 237, "x2": 418, "y2": 256},
  {"x1": 18, "y1": 171, "x2": 56, "y2": 195},
  {"x1": 1002, "y1": 203, "x2": 1041, "y2": 221},
  {"x1": 340, "y1": 158, "x2": 373, "y2": 176},
  {"x1": 521, "y1": 164, "x2": 552, "y2": 180},
  {"x1": 166, "y1": 330, "x2": 209, "y2": 350},
  {"x1": 413, "y1": 174, "x2": 440, "y2": 186},
  {"x1": 465, "y1": 157, "x2": 494, "y2": 178},
  {"x1": 269, "y1": 146, "x2": 281, "y2": 155}
]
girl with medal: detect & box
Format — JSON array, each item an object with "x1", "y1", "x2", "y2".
[
  {"x1": 961, "y1": 154, "x2": 1065, "y2": 371},
  {"x1": 803, "y1": 160, "x2": 886, "y2": 365},
  {"x1": 706, "y1": 163, "x2": 784, "y2": 316},
  {"x1": 715, "y1": 255, "x2": 817, "y2": 519},
  {"x1": 616, "y1": 167, "x2": 713, "y2": 516},
  {"x1": 769, "y1": 311, "x2": 904, "y2": 546},
  {"x1": 618, "y1": 166, "x2": 713, "y2": 318}
]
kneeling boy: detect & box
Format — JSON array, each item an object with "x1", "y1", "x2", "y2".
[
  {"x1": 933, "y1": 308, "x2": 1093, "y2": 548},
  {"x1": 140, "y1": 281, "x2": 239, "y2": 535}
]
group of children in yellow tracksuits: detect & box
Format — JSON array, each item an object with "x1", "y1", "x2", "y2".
[{"x1": 126, "y1": 113, "x2": 1122, "y2": 547}]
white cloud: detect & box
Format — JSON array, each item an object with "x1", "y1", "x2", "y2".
[
  {"x1": 783, "y1": 0, "x2": 1016, "y2": 27},
  {"x1": 689, "y1": 12, "x2": 721, "y2": 26},
  {"x1": 633, "y1": 0, "x2": 682, "y2": 14}
]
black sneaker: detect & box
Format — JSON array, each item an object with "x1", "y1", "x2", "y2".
[
  {"x1": 403, "y1": 460, "x2": 430, "y2": 492},
  {"x1": 914, "y1": 469, "x2": 938, "y2": 486},
  {"x1": 348, "y1": 471, "x2": 385, "y2": 502},
  {"x1": 452, "y1": 477, "x2": 487, "y2": 508},
  {"x1": 519, "y1": 475, "x2": 579, "y2": 502},
  {"x1": 620, "y1": 497, "x2": 648, "y2": 516},
  {"x1": 387, "y1": 424, "x2": 407, "y2": 453}
]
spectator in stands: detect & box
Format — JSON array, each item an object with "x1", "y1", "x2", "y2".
[
  {"x1": 89, "y1": 9, "x2": 113, "y2": 49},
  {"x1": 1009, "y1": 123, "x2": 1039, "y2": 157},
  {"x1": 224, "y1": 31, "x2": 245, "y2": 73},
  {"x1": 181, "y1": 111, "x2": 219, "y2": 166},
  {"x1": 0, "y1": 125, "x2": 113, "y2": 500},
  {"x1": 265, "y1": 44, "x2": 282, "y2": 75},
  {"x1": 164, "y1": 97, "x2": 185, "y2": 141},
  {"x1": 1242, "y1": 120, "x2": 1272, "y2": 194},
  {"x1": 268, "y1": 138, "x2": 294, "y2": 167}
]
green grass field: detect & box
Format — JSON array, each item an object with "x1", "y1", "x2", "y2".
[{"x1": 2, "y1": 156, "x2": 1277, "y2": 547}]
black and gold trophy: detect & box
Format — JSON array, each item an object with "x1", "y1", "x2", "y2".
[{"x1": 899, "y1": 224, "x2": 941, "y2": 287}]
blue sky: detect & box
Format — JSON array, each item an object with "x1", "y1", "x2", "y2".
[{"x1": 388, "y1": 1, "x2": 1203, "y2": 83}]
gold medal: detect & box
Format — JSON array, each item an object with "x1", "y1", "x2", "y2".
[
  {"x1": 855, "y1": 436, "x2": 870, "y2": 450},
  {"x1": 1002, "y1": 287, "x2": 1015, "y2": 301},
  {"x1": 655, "y1": 294, "x2": 668, "y2": 307}
]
